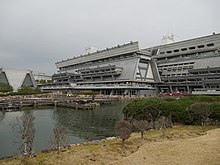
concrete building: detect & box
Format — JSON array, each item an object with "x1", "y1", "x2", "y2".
[
  {"x1": 144, "y1": 33, "x2": 220, "y2": 95},
  {"x1": 0, "y1": 68, "x2": 37, "y2": 92},
  {"x1": 42, "y1": 42, "x2": 160, "y2": 96}
]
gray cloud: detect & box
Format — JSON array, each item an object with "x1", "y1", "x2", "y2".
[{"x1": 0, "y1": 0, "x2": 219, "y2": 74}]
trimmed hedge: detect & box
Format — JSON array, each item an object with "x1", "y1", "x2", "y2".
[{"x1": 122, "y1": 96, "x2": 220, "y2": 125}]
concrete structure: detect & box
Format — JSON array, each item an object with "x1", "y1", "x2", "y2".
[
  {"x1": 42, "y1": 41, "x2": 160, "y2": 96},
  {"x1": 34, "y1": 73, "x2": 52, "y2": 83},
  {"x1": 0, "y1": 68, "x2": 37, "y2": 91},
  {"x1": 42, "y1": 33, "x2": 220, "y2": 96},
  {"x1": 144, "y1": 33, "x2": 220, "y2": 95}
]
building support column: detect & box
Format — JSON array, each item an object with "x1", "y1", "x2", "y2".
[
  {"x1": 169, "y1": 85, "x2": 173, "y2": 93},
  {"x1": 186, "y1": 85, "x2": 190, "y2": 92}
]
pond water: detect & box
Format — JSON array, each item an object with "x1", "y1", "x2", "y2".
[{"x1": 0, "y1": 102, "x2": 125, "y2": 158}]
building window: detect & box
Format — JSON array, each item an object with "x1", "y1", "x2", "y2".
[
  {"x1": 181, "y1": 48, "x2": 187, "y2": 51},
  {"x1": 197, "y1": 45, "x2": 205, "y2": 48},
  {"x1": 172, "y1": 68, "x2": 177, "y2": 71},
  {"x1": 189, "y1": 46, "x2": 196, "y2": 50},
  {"x1": 207, "y1": 43, "x2": 214, "y2": 47}
]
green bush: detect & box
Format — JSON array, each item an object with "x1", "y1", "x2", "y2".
[
  {"x1": 123, "y1": 98, "x2": 166, "y2": 120},
  {"x1": 16, "y1": 87, "x2": 41, "y2": 95},
  {"x1": 209, "y1": 102, "x2": 220, "y2": 121},
  {"x1": 122, "y1": 96, "x2": 220, "y2": 125}
]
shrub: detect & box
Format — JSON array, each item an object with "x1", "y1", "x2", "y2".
[
  {"x1": 16, "y1": 87, "x2": 41, "y2": 95},
  {"x1": 209, "y1": 102, "x2": 220, "y2": 122},
  {"x1": 123, "y1": 98, "x2": 166, "y2": 120},
  {"x1": 115, "y1": 120, "x2": 132, "y2": 144},
  {"x1": 133, "y1": 120, "x2": 148, "y2": 139},
  {"x1": 190, "y1": 102, "x2": 211, "y2": 126},
  {"x1": 122, "y1": 96, "x2": 220, "y2": 125}
]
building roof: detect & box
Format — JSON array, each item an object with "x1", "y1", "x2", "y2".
[
  {"x1": 56, "y1": 41, "x2": 139, "y2": 68},
  {"x1": 0, "y1": 68, "x2": 37, "y2": 91}
]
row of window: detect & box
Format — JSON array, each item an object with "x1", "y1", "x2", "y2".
[
  {"x1": 159, "y1": 43, "x2": 215, "y2": 55},
  {"x1": 158, "y1": 62, "x2": 194, "y2": 68},
  {"x1": 161, "y1": 73, "x2": 188, "y2": 77},
  {"x1": 59, "y1": 53, "x2": 135, "y2": 71},
  {"x1": 156, "y1": 50, "x2": 217, "y2": 62},
  {"x1": 158, "y1": 64, "x2": 194, "y2": 74},
  {"x1": 163, "y1": 78, "x2": 202, "y2": 82},
  {"x1": 165, "y1": 65, "x2": 194, "y2": 72},
  {"x1": 190, "y1": 70, "x2": 220, "y2": 74},
  {"x1": 161, "y1": 70, "x2": 220, "y2": 78}
]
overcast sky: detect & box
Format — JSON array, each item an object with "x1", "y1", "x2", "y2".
[{"x1": 0, "y1": 0, "x2": 219, "y2": 75}]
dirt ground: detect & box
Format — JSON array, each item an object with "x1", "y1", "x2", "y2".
[
  {"x1": 112, "y1": 128, "x2": 220, "y2": 165},
  {"x1": 1, "y1": 126, "x2": 220, "y2": 165}
]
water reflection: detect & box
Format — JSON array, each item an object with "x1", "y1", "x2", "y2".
[
  {"x1": 0, "y1": 111, "x2": 5, "y2": 123},
  {"x1": 52, "y1": 102, "x2": 124, "y2": 140},
  {"x1": 0, "y1": 102, "x2": 125, "y2": 158}
]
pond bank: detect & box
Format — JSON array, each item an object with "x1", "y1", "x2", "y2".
[{"x1": 1, "y1": 126, "x2": 219, "y2": 165}]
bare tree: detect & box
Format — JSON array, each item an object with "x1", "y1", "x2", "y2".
[
  {"x1": 13, "y1": 112, "x2": 35, "y2": 157},
  {"x1": 133, "y1": 120, "x2": 148, "y2": 139},
  {"x1": 157, "y1": 116, "x2": 168, "y2": 137},
  {"x1": 154, "y1": 114, "x2": 172, "y2": 138},
  {"x1": 115, "y1": 120, "x2": 132, "y2": 144},
  {"x1": 190, "y1": 102, "x2": 211, "y2": 126},
  {"x1": 166, "y1": 114, "x2": 173, "y2": 128},
  {"x1": 53, "y1": 126, "x2": 68, "y2": 150},
  {"x1": 148, "y1": 112, "x2": 161, "y2": 129}
]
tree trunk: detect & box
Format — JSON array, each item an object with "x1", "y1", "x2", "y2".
[{"x1": 141, "y1": 131, "x2": 144, "y2": 139}]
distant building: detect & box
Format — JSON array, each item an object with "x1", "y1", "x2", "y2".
[
  {"x1": 144, "y1": 33, "x2": 220, "y2": 95},
  {"x1": 34, "y1": 73, "x2": 52, "y2": 84},
  {"x1": 0, "y1": 68, "x2": 37, "y2": 91}
]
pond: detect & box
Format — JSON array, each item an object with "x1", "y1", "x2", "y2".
[{"x1": 0, "y1": 102, "x2": 126, "y2": 158}]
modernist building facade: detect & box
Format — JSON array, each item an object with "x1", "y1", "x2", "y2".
[
  {"x1": 144, "y1": 33, "x2": 220, "y2": 95},
  {"x1": 42, "y1": 42, "x2": 160, "y2": 96},
  {"x1": 42, "y1": 33, "x2": 220, "y2": 96},
  {"x1": 0, "y1": 68, "x2": 37, "y2": 92}
]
